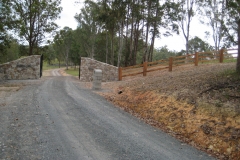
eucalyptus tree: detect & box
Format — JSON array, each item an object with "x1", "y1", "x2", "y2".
[
  {"x1": 11, "y1": 0, "x2": 62, "y2": 55},
  {"x1": 146, "y1": 0, "x2": 162, "y2": 62},
  {"x1": 75, "y1": 0, "x2": 100, "y2": 59},
  {"x1": 97, "y1": 0, "x2": 118, "y2": 65},
  {"x1": 166, "y1": 0, "x2": 196, "y2": 55},
  {"x1": 198, "y1": 0, "x2": 227, "y2": 51},
  {"x1": 225, "y1": 1, "x2": 240, "y2": 73},
  {"x1": 142, "y1": 0, "x2": 179, "y2": 62},
  {"x1": 113, "y1": 0, "x2": 127, "y2": 67},
  {"x1": 130, "y1": 0, "x2": 142, "y2": 65},
  {"x1": 188, "y1": 36, "x2": 213, "y2": 53},
  {"x1": 179, "y1": 0, "x2": 196, "y2": 55},
  {"x1": 143, "y1": 0, "x2": 152, "y2": 62},
  {"x1": 43, "y1": 44, "x2": 56, "y2": 65},
  {"x1": 153, "y1": 45, "x2": 177, "y2": 61},
  {"x1": 54, "y1": 27, "x2": 73, "y2": 70},
  {"x1": 0, "y1": 0, "x2": 12, "y2": 55},
  {"x1": 53, "y1": 31, "x2": 65, "y2": 68}
]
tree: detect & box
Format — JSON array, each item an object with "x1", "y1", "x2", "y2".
[
  {"x1": 198, "y1": 0, "x2": 227, "y2": 51},
  {"x1": 0, "y1": 38, "x2": 19, "y2": 64},
  {"x1": 75, "y1": 0, "x2": 100, "y2": 59},
  {"x1": 153, "y1": 45, "x2": 177, "y2": 61},
  {"x1": 73, "y1": 0, "x2": 188, "y2": 67},
  {"x1": 188, "y1": 36, "x2": 213, "y2": 53},
  {"x1": 43, "y1": 44, "x2": 56, "y2": 65},
  {"x1": 225, "y1": 1, "x2": 240, "y2": 73},
  {"x1": 11, "y1": 0, "x2": 62, "y2": 55},
  {"x1": 97, "y1": 0, "x2": 118, "y2": 65},
  {"x1": 168, "y1": 0, "x2": 196, "y2": 55},
  {"x1": 0, "y1": 0, "x2": 12, "y2": 55},
  {"x1": 54, "y1": 27, "x2": 73, "y2": 70}
]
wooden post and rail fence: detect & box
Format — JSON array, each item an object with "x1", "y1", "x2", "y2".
[{"x1": 118, "y1": 48, "x2": 238, "y2": 81}]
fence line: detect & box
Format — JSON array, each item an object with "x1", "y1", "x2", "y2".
[{"x1": 118, "y1": 49, "x2": 238, "y2": 81}]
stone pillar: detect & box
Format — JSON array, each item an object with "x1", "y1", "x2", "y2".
[{"x1": 92, "y1": 69, "x2": 102, "y2": 90}]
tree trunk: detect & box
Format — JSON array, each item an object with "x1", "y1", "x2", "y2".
[
  {"x1": 236, "y1": 19, "x2": 240, "y2": 73},
  {"x1": 66, "y1": 49, "x2": 69, "y2": 70},
  {"x1": 133, "y1": 19, "x2": 140, "y2": 65},
  {"x1": 29, "y1": 42, "x2": 33, "y2": 56},
  {"x1": 124, "y1": 3, "x2": 130, "y2": 67},
  {"x1": 129, "y1": 15, "x2": 134, "y2": 65},
  {"x1": 117, "y1": 20, "x2": 124, "y2": 67},
  {"x1": 111, "y1": 31, "x2": 114, "y2": 65},
  {"x1": 91, "y1": 26, "x2": 96, "y2": 59},
  {"x1": 106, "y1": 32, "x2": 108, "y2": 64},
  {"x1": 143, "y1": 0, "x2": 151, "y2": 62},
  {"x1": 148, "y1": 0, "x2": 159, "y2": 62},
  {"x1": 29, "y1": 0, "x2": 33, "y2": 55}
]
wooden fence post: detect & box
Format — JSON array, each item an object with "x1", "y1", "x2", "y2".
[
  {"x1": 143, "y1": 62, "x2": 147, "y2": 76},
  {"x1": 219, "y1": 49, "x2": 224, "y2": 63},
  {"x1": 169, "y1": 57, "x2": 173, "y2": 72},
  {"x1": 195, "y1": 52, "x2": 199, "y2": 66},
  {"x1": 118, "y1": 67, "x2": 122, "y2": 81}
]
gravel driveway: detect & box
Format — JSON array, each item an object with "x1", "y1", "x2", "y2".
[{"x1": 0, "y1": 69, "x2": 215, "y2": 160}]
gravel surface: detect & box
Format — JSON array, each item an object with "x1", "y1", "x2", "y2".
[{"x1": 0, "y1": 69, "x2": 215, "y2": 160}]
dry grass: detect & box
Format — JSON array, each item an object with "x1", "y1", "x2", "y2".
[{"x1": 97, "y1": 63, "x2": 240, "y2": 160}]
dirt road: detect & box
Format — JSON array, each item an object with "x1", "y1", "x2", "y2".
[{"x1": 0, "y1": 69, "x2": 215, "y2": 160}]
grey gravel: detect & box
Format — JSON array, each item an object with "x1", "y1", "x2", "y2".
[{"x1": 0, "y1": 76, "x2": 215, "y2": 160}]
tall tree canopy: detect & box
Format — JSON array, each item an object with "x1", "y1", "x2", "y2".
[
  {"x1": 198, "y1": 0, "x2": 228, "y2": 51},
  {"x1": 188, "y1": 36, "x2": 213, "y2": 53},
  {"x1": 225, "y1": 1, "x2": 240, "y2": 73},
  {"x1": 0, "y1": 0, "x2": 12, "y2": 54},
  {"x1": 11, "y1": 0, "x2": 62, "y2": 55}
]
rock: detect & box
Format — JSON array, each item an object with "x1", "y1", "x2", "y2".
[
  {"x1": 118, "y1": 90, "x2": 123, "y2": 94},
  {"x1": 200, "y1": 123, "x2": 212, "y2": 135}
]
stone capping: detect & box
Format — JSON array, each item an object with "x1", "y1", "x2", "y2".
[
  {"x1": 0, "y1": 55, "x2": 41, "y2": 80},
  {"x1": 80, "y1": 57, "x2": 118, "y2": 82}
]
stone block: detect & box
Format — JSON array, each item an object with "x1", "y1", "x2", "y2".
[
  {"x1": 0, "y1": 55, "x2": 41, "y2": 80},
  {"x1": 80, "y1": 57, "x2": 118, "y2": 82}
]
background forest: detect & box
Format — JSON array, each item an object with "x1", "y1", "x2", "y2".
[{"x1": 0, "y1": 0, "x2": 240, "y2": 70}]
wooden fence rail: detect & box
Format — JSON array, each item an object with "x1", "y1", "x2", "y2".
[{"x1": 118, "y1": 48, "x2": 238, "y2": 81}]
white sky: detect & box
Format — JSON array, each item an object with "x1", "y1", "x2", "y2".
[
  {"x1": 55, "y1": 0, "x2": 80, "y2": 30},
  {"x1": 55, "y1": 0, "x2": 213, "y2": 52}
]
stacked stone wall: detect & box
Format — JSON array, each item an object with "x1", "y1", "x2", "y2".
[
  {"x1": 80, "y1": 57, "x2": 118, "y2": 82},
  {"x1": 0, "y1": 55, "x2": 41, "y2": 80}
]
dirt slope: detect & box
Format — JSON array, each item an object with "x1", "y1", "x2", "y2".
[{"x1": 97, "y1": 63, "x2": 240, "y2": 160}]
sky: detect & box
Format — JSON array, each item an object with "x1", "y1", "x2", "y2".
[
  {"x1": 55, "y1": 0, "x2": 213, "y2": 52},
  {"x1": 55, "y1": 0, "x2": 81, "y2": 31}
]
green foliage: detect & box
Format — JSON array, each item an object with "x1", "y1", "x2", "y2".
[
  {"x1": 153, "y1": 46, "x2": 177, "y2": 61},
  {"x1": 53, "y1": 27, "x2": 75, "y2": 70},
  {"x1": 198, "y1": 0, "x2": 228, "y2": 50},
  {"x1": 0, "y1": 39, "x2": 19, "y2": 64},
  {"x1": 42, "y1": 60, "x2": 61, "y2": 70},
  {"x1": 0, "y1": 0, "x2": 12, "y2": 55},
  {"x1": 188, "y1": 36, "x2": 214, "y2": 54},
  {"x1": 11, "y1": 0, "x2": 62, "y2": 55},
  {"x1": 221, "y1": 1, "x2": 239, "y2": 47},
  {"x1": 43, "y1": 45, "x2": 56, "y2": 65},
  {"x1": 74, "y1": 0, "x2": 100, "y2": 59}
]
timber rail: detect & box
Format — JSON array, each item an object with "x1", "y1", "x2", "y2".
[{"x1": 118, "y1": 49, "x2": 238, "y2": 81}]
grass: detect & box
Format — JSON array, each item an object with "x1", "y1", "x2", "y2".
[
  {"x1": 42, "y1": 61, "x2": 60, "y2": 70},
  {"x1": 65, "y1": 68, "x2": 79, "y2": 76},
  {"x1": 223, "y1": 58, "x2": 237, "y2": 63}
]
